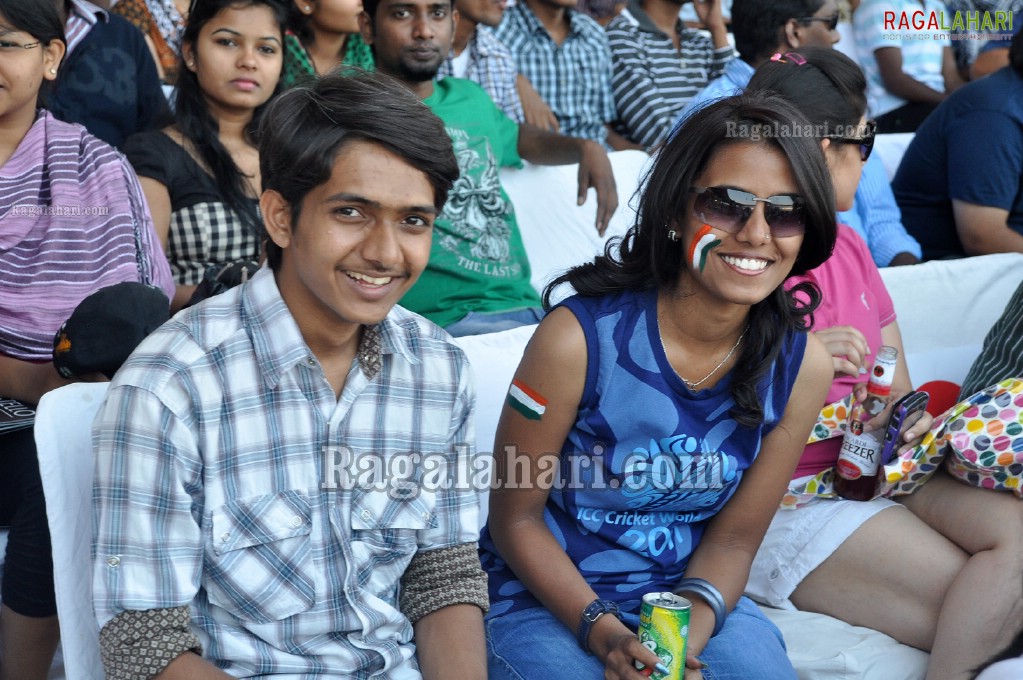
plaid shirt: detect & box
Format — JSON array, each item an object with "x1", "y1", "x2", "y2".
[
  {"x1": 495, "y1": 2, "x2": 615, "y2": 146},
  {"x1": 93, "y1": 267, "x2": 482, "y2": 678},
  {"x1": 439, "y1": 26, "x2": 525, "y2": 123},
  {"x1": 607, "y1": 0, "x2": 734, "y2": 148}
]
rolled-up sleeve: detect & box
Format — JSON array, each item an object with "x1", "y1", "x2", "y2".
[{"x1": 93, "y1": 379, "x2": 205, "y2": 632}]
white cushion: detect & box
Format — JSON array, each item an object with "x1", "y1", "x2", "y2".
[{"x1": 35, "y1": 382, "x2": 109, "y2": 680}]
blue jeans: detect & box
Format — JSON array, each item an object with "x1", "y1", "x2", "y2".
[
  {"x1": 486, "y1": 598, "x2": 796, "y2": 680},
  {"x1": 443, "y1": 307, "x2": 544, "y2": 337}
]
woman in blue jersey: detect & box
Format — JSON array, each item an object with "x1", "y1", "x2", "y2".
[{"x1": 481, "y1": 92, "x2": 836, "y2": 680}]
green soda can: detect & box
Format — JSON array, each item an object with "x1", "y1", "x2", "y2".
[{"x1": 636, "y1": 591, "x2": 691, "y2": 679}]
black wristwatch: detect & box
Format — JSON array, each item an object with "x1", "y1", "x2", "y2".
[{"x1": 577, "y1": 598, "x2": 622, "y2": 652}]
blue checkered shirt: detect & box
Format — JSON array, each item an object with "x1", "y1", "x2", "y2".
[
  {"x1": 439, "y1": 26, "x2": 525, "y2": 123},
  {"x1": 495, "y1": 1, "x2": 615, "y2": 146},
  {"x1": 92, "y1": 266, "x2": 482, "y2": 678}
]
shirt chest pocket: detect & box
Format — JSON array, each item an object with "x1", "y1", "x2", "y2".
[
  {"x1": 347, "y1": 489, "x2": 438, "y2": 599},
  {"x1": 205, "y1": 491, "x2": 315, "y2": 623}
]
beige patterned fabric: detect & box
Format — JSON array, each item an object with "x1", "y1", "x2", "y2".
[
  {"x1": 357, "y1": 324, "x2": 382, "y2": 380},
  {"x1": 99, "y1": 606, "x2": 202, "y2": 679},
  {"x1": 400, "y1": 542, "x2": 489, "y2": 623}
]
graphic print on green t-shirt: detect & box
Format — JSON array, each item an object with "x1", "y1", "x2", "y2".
[{"x1": 400, "y1": 78, "x2": 541, "y2": 328}]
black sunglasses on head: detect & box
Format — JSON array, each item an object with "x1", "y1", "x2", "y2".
[
  {"x1": 798, "y1": 12, "x2": 840, "y2": 31},
  {"x1": 828, "y1": 120, "x2": 877, "y2": 162},
  {"x1": 690, "y1": 186, "x2": 807, "y2": 239}
]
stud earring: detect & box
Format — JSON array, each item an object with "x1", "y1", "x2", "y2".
[
  {"x1": 49, "y1": 68, "x2": 57, "y2": 75},
  {"x1": 304, "y1": 4, "x2": 312, "y2": 10},
  {"x1": 667, "y1": 230, "x2": 679, "y2": 242}
]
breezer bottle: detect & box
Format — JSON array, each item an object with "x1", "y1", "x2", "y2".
[{"x1": 834, "y1": 346, "x2": 899, "y2": 501}]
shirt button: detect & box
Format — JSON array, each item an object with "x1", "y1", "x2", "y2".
[
  {"x1": 361, "y1": 510, "x2": 371, "y2": 521},
  {"x1": 306, "y1": 356, "x2": 316, "y2": 366},
  {"x1": 290, "y1": 516, "x2": 303, "y2": 528},
  {"x1": 107, "y1": 556, "x2": 120, "y2": 568},
  {"x1": 221, "y1": 532, "x2": 231, "y2": 542},
  {"x1": 769, "y1": 568, "x2": 780, "y2": 580},
  {"x1": 421, "y1": 511, "x2": 431, "y2": 521}
]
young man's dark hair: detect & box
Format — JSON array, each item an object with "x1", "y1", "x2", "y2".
[
  {"x1": 259, "y1": 69, "x2": 459, "y2": 270},
  {"x1": 730, "y1": 0, "x2": 826, "y2": 64}
]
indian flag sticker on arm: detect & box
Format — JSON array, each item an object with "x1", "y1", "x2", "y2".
[{"x1": 507, "y1": 379, "x2": 548, "y2": 421}]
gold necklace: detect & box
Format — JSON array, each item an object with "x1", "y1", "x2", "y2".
[{"x1": 678, "y1": 326, "x2": 748, "y2": 391}]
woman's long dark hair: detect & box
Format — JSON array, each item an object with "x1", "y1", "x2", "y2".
[
  {"x1": 544, "y1": 93, "x2": 837, "y2": 428},
  {"x1": 174, "y1": 0, "x2": 288, "y2": 239},
  {"x1": 747, "y1": 46, "x2": 867, "y2": 137},
  {"x1": 0, "y1": 0, "x2": 66, "y2": 107}
]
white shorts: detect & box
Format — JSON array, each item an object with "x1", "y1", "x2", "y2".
[{"x1": 745, "y1": 493, "x2": 902, "y2": 610}]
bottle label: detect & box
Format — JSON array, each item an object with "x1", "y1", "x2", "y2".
[{"x1": 837, "y1": 431, "x2": 882, "y2": 480}]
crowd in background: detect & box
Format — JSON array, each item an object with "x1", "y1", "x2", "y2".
[{"x1": 2, "y1": 0, "x2": 1023, "y2": 678}]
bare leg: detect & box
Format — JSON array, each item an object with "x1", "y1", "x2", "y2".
[
  {"x1": 790, "y1": 471, "x2": 1023, "y2": 680},
  {"x1": 898, "y1": 472, "x2": 1023, "y2": 680},
  {"x1": 0, "y1": 605, "x2": 60, "y2": 680},
  {"x1": 790, "y1": 503, "x2": 966, "y2": 651}
]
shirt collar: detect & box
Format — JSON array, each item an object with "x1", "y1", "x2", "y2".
[
  {"x1": 68, "y1": 0, "x2": 108, "y2": 24},
  {"x1": 242, "y1": 267, "x2": 419, "y2": 390},
  {"x1": 517, "y1": 2, "x2": 585, "y2": 39},
  {"x1": 726, "y1": 57, "x2": 755, "y2": 83},
  {"x1": 621, "y1": 0, "x2": 678, "y2": 36},
  {"x1": 472, "y1": 25, "x2": 501, "y2": 57}
]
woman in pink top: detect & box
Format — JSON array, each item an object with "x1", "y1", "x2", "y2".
[
  {"x1": 743, "y1": 47, "x2": 1023, "y2": 680},
  {"x1": 0, "y1": 1, "x2": 172, "y2": 677}
]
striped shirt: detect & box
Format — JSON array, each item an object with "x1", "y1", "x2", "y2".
[
  {"x1": 65, "y1": 0, "x2": 106, "y2": 55},
  {"x1": 495, "y1": 1, "x2": 615, "y2": 145},
  {"x1": 93, "y1": 267, "x2": 483, "y2": 678},
  {"x1": 0, "y1": 111, "x2": 173, "y2": 362},
  {"x1": 960, "y1": 279, "x2": 1023, "y2": 397},
  {"x1": 607, "y1": 0, "x2": 734, "y2": 148},
  {"x1": 439, "y1": 26, "x2": 525, "y2": 123}
]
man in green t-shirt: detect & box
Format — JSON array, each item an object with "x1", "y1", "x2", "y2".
[{"x1": 359, "y1": 0, "x2": 618, "y2": 334}]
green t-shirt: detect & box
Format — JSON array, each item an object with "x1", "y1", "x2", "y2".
[
  {"x1": 281, "y1": 31, "x2": 374, "y2": 89},
  {"x1": 401, "y1": 78, "x2": 542, "y2": 328}
]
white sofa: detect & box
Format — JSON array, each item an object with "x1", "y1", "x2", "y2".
[{"x1": 449, "y1": 153, "x2": 1023, "y2": 680}]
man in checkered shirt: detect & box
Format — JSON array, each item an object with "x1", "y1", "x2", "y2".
[
  {"x1": 494, "y1": 0, "x2": 622, "y2": 148},
  {"x1": 92, "y1": 71, "x2": 489, "y2": 679}
]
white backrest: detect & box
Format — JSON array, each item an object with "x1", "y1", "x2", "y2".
[
  {"x1": 874, "y1": 133, "x2": 915, "y2": 182},
  {"x1": 500, "y1": 149, "x2": 652, "y2": 297},
  {"x1": 34, "y1": 382, "x2": 109, "y2": 680},
  {"x1": 879, "y1": 252, "x2": 1023, "y2": 389}
]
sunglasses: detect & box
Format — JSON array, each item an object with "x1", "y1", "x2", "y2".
[
  {"x1": 690, "y1": 186, "x2": 806, "y2": 238},
  {"x1": 828, "y1": 120, "x2": 877, "y2": 162},
  {"x1": 798, "y1": 12, "x2": 840, "y2": 31}
]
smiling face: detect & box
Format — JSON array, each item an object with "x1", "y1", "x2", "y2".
[
  {"x1": 183, "y1": 4, "x2": 283, "y2": 115},
  {"x1": 361, "y1": 0, "x2": 455, "y2": 87},
  {"x1": 261, "y1": 139, "x2": 437, "y2": 344},
  {"x1": 0, "y1": 13, "x2": 64, "y2": 133},
  {"x1": 679, "y1": 142, "x2": 804, "y2": 307}
]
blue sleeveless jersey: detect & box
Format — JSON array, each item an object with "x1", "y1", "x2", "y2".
[{"x1": 480, "y1": 287, "x2": 807, "y2": 623}]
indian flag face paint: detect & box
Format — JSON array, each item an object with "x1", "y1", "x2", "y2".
[
  {"x1": 688, "y1": 224, "x2": 722, "y2": 274},
  {"x1": 507, "y1": 379, "x2": 548, "y2": 421}
]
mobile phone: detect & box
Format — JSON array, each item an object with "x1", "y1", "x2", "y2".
[{"x1": 878, "y1": 391, "x2": 930, "y2": 465}]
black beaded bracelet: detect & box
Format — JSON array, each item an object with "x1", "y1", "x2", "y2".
[{"x1": 674, "y1": 577, "x2": 727, "y2": 637}]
